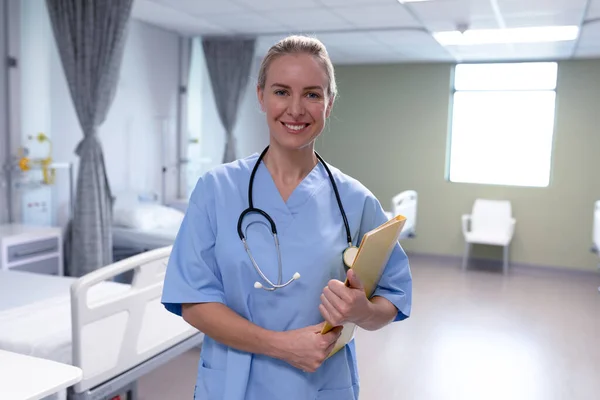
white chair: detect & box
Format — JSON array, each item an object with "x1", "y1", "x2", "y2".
[
  {"x1": 592, "y1": 200, "x2": 600, "y2": 292},
  {"x1": 385, "y1": 190, "x2": 418, "y2": 239},
  {"x1": 461, "y1": 199, "x2": 516, "y2": 274}
]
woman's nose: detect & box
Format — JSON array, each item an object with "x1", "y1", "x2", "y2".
[{"x1": 287, "y1": 96, "x2": 305, "y2": 118}]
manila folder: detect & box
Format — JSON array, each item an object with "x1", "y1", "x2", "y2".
[{"x1": 321, "y1": 214, "x2": 406, "y2": 358}]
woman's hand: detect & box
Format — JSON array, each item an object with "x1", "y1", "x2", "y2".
[
  {"x1": 319, "y1": 269, "x2": 373, "y2": 328},
  {"x1": 275, "y1": 322, "x2": 342, "y2": 373}
]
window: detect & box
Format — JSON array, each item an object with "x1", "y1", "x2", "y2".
[{"x1": 447, "y1": 62, "x2": 558, "y2": 187}]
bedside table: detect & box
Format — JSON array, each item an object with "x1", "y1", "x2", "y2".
[{"x1": 0, "y1": 224, "x2": 64, "y2": 276}]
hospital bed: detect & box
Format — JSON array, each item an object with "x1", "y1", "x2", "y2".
[
  {"x1": 112, "y1": 194, "x2": 185, "y2": 260},
  {"x1": 385, "y1": 190, "x2": 418, "y2": 240},
  {"x1": 0, "y1": 246, "x2": 203, "y2": 400}
]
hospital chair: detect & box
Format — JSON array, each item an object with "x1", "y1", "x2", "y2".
[
  {"x1": 384, "y1": 190, "x2": 418, "y2": 239},
  {"x1": 461, "y1": 199, "x2": 516, "y2": 274},
  {"x1": 592, "y1": 200, "x2": 600, "y2": 292}
]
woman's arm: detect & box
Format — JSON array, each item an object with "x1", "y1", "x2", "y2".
[
  {"x1": 182, "y1": 302, "x2": 343, "y2": 372},
  {"x1": 182, "y1": 302, "x2": 281, "y2": 358},
  {"x1": 319, "y1": 269, "x2": 399, "y2": 332},
  {"x1": 356, "y1": 296, "x2": 398, "y2": 331}
]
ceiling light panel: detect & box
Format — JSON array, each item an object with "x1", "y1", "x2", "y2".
[{"x1": 433, "y1": 26, "x2": 579, "y2": 46}]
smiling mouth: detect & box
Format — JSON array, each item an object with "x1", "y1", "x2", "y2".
[{"x1": 281, "y1": 122, "x2": 310, "y2": 132}]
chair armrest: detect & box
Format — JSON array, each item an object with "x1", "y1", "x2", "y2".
[{"x1": 461, "y1": 214, "x2": 471, "y2": 236}]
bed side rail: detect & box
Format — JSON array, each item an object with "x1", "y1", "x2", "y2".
[{"x1": 70, "y1": 246, "x2": 199, "y2": 393}]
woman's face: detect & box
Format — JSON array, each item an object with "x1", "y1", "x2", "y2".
[{"x1": 258, "y1": 53, "x2": 333, "y2": 151}]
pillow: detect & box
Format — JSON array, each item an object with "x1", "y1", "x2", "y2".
[
  {"x1": 113, "y1": 197, "x2": 185, "y2": 231},
  {"x1": 152, "y1": 204, "x2": 185, "y2": 229}
]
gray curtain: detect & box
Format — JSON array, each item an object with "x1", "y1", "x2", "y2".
[
  {"x1": 46, "y1": 0, "x2": 133, "y2": 276},
  {"x1": 202, "y1": 37, "x2": 256, "y2": 163}
]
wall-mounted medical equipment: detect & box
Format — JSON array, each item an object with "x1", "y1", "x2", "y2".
[{"x1": 17, "y1": 132, "x2": 56, "y2": 185}]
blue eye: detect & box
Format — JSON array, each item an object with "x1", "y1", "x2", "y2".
[
  {"x1": 307, "y1": 92, "x2": 320, "y2": 99},
  {"x1": 274, "y1": 89, "x2": 287, "y2": 96}
]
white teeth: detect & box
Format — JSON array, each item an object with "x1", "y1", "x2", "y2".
[{"x1": 285, "y1": 124, "x2": 306, "y2": 131}]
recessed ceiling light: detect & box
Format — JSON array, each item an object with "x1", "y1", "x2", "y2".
[
  {"x1": 397, "y1": 0, "x2": 434, "y2": 3},
  {"x1": 433, "y1": 25, "x2": 579, "y2": 46}
]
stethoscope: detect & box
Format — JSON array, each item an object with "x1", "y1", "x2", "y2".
[{"x1": 237, "y1": 146, "x2": 358, "y2": 291}]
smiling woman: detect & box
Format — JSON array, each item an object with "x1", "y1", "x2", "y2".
[{"x1": 161, "y1": 34, "x2": 413, "y2": 400}]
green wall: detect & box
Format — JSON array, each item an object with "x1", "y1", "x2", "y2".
[{"x1": 316, "y1": 60, "x2": 600, "y2": 272}]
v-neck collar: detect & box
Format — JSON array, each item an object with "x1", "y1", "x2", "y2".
[{"x1": 244, "y1": 153, "x2": 329, "y2": 236}]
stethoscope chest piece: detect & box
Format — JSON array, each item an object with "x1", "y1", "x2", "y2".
[{"x1": 343, "y1": 245, "x2": 359, "y2": 270}]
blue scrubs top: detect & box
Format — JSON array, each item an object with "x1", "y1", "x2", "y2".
[{"x1": 161, "y1": 153, "x2": 412, "y2": 400}]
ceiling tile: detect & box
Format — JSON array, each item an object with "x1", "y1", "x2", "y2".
[
  {"x1": 577, "y1": 21, "x2": 600, "y2": 47},
  {"x1": 574, "y1": 45, "x2": 600, "y2": 59},
  {"x1": 371, "y1": 29, "x2": 442, "y2": 46},
  {"x1": 312, "y1": 32, "x2": 385, "y2": 47},
  {"x1": 330, "y1": 4, "x2": 423, "y2": 29},
  {"x1": 202, "y1": 13, "x2": 290, "y2": 34},
  {"x1": 318, "y1": 0, "x2": 394, "y2": 6},
  {"x1": 235, "y1": 0, "x2": 322, "y2": 11},
  {"x1": 332, "y1": 52, "x2": 406, "y2": 65},
  {"x1": 587, "y1": 0, "x2": 600, "y2": 20},
  {"x1": 408, "y1": 0, "x2": 499, "y2": 31},
  {"x1": 370, "y1": 29, "x2": 455, "y2": 60},
  {"x1": 147, "y1": 0, "x2": 248, "y2": 15},
  {"x1": 132, "y1": 0, "x2": 230, "y2": 35},
  {"x1": 264, "y1": 8, "x2": 356, "y2": 32}
]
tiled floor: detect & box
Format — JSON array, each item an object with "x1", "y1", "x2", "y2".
[{"x1": 138, "y1": 255, "x2": 600, "y2": 400}]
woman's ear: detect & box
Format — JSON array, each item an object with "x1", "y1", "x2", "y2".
[{"x1": 257, "y1": 85, "x2": 265, "y2": 112}]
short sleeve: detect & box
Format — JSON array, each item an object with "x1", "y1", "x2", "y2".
[
  {"x1": 360, "y1": 195, "x2": 413, "y2": 322},
  {"x1": 161, "y1": 176, "x2": 225, "y2": 316}
]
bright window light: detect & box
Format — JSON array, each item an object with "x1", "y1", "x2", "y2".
[
  {"x1": 447, "y1": 63, "x2": 558, "y2": 187},
  {"x1": 454, "y1": 62, "x2": 558, "y2": 91},
  {"x1": 434, "y1": 26, "x2": 579, "y2": 46}
]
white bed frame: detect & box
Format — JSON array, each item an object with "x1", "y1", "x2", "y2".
[{"x1": 67, "y1": 246, "x2": 203, "y2": 400}]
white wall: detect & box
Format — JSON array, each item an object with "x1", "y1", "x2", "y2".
[
  {"x1": 185, "y1": 39, "x2": 268, "y2": 196},
  {"x1": 19, "y1": 0, "x2": 181, "y2": 227},
  {"x1": 19, "y1": 0, "x2": 53, "y2": 226}
]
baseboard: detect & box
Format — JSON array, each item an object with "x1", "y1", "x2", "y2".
[{"x1": 405, "y1": 251, "x2": 600, "y2": 278}]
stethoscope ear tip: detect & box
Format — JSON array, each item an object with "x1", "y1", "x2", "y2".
[
  {"x1": 292, "y1": 272, "x2": 301, "y2": 280},
  {"x1": 254, "y1": 282, "x2": 263, "y2": 289}
]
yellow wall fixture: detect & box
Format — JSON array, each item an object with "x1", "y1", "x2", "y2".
[{"x1": 17, "y1": 132, "x2": 56, "y2": 185}]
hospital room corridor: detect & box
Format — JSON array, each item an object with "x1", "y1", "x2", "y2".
[{"x1": 138, "y1": 255, "x2": 600, "y2": 400}]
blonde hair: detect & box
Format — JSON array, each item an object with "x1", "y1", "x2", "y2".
[{"x1": 257, "y1": 35, "x2": 337, "y2": 101}]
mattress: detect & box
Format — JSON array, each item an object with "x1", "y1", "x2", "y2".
[
  {"x1": 0, "y1": 271, "x2": 130, "y2": 366},
  {"x1": 0, "y1": 270, "x2": 75, "y2": 312},
  {"x1": 112, "y1": 226, "x2": 180, "y2": 250}
]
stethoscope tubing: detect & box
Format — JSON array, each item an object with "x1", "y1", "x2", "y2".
[{"x1": 238, "y1": 146, "x2": 353, "y2": 291}]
